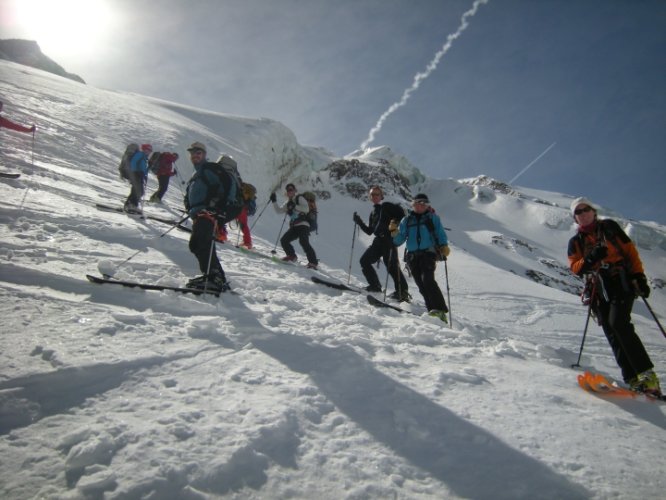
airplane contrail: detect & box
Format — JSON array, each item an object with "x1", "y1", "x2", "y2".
[
  {"x1": 509, "y1": 142, "x2": 557, "y2": 185},
  {"x1": 359, "y1": 0, "x2": 490, "y2": 151}
]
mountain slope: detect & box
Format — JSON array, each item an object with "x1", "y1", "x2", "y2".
[{"x1": 1, "y1": 60, "x2": 665, "y2": 499}]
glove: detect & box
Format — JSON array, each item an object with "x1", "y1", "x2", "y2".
[
  {"x1": 270, "y1": 192, "x2": 277, "y2": 203},
  {"x1": 353, "y1": 212, "x2": 363, "y2": 226},
  {"x1": 30, "y1": 125, "x2": 36, "y2": 132},
  {"x1": 439, "y1": 245, "x2": 450, "y2": 258},
  {"x1": 632, "y1": 273, "x2": 650, "y2": 298},
  {"x1": 584, "y1": 245, "x2": 607, "y2": 266},
  {"x1": 388, "y1": 219, "x2": 399, "y2": 237}
]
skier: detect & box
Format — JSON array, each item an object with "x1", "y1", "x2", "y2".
[
  {"x1": 149, "y1": 152, "x2": 179, "y2": 202},
  {"x1": 123, "y1": 143, "x2": 152, "y2": 214},
  {"x1": 183, "y1": 141, "x2": 230, "y2": 292},
  {"x1": 0, "y1": 100, "x2": 36, "y2": 134},
  {"x1": 567, "y1": 197, "x2": 660, "y2": 396},
  {"x1": 353, "y1": 186, "x2": 410, "y2": 301},
  {"x1": 270, "y1": 183, "x2": 319, "y2": 269},
  {"x1": 390, "y1": 193, "x2": 450, "y2": 322}
]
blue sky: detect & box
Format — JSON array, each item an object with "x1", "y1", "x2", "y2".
[{"x1": 3, "y1": 0, "x2": 665, "y2": 223}]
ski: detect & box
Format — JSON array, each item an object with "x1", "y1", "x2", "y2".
[
  {"x1": 95, "y1": 203, "x2": 191, "y2": 231},
  {"x1": 366, "y1": 294, "x2": 413, "y2": 314},
  {"x1": 310, "y1": 276, "x2": 362, "y2": 293},
  {"x1": 0, "y1": 172, "x2": 21, "y2": 179},
  {"x1": 577, "y1": 371, "x2": 665, "y2": 401},
  {"x1": 86, "y1": 274, "x2": 226, "y2": 297}
]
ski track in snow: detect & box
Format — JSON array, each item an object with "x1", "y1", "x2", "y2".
[{"x1": 0, "y1": 61, "x2": 664, "y2": 499}]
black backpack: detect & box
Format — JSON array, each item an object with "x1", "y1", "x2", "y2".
[
  {"x1": 148, "y1": 152, "x2": 162, "y2": 174},
  {"x1": 199, "y1": 155, "x2": 244, "y2": 223},
  {"x1": 118, "y1": 143, "x2": 138, "y2": 180}
]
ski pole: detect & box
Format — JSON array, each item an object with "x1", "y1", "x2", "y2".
[
  {"x1": 640, "y1": 295, "x2": 666, "y2": 338},
  {"x1": 444, "y1": 257, "x2": 452, "y2": 328},
  {"x1": 271, "y1": 212, "x2": 287, "y2": 254},
  {"x1": 250, "y1": 198, "x2": 271, "y2": 231},
  {"x1": 31, "y1": 128, "x2": 35, "y2": 165},
  {"x1": 203, "y1": 219, "x2": 219, "y2": 293},
  {"x1": 571, "y1": 297, "x2": 594, "y2": 369},
  {"x1": 347, "y1": 223, "x2": 357, "y2": 284},
  {"x1": 105, "y1": 214, "x2": 189, "y2": 278},
  {"x1": 382, "y1": 247, "x2": 393, "y2": 301}
]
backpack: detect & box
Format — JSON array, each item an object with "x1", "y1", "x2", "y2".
[
  {"x1": 383, "y1": 201, "x2": 406, "y2": 223},
  {"x1": 200, "y1": 155, "x2": 245, "y2": 223},
  {"x1": 241, "y1": 182, "x2": 257, "y2": 201},
  {"x1": 295, "y1": 191, "x2": 318, "y2": 233},
  {"x1": 118, "y1": 143, "x2": 139, "y2": 180},
  {"x1": 148, "y1": 151, "x2": 162, "y2": 174}
]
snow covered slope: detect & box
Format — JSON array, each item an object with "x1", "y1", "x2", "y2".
[{"x1": 1, "y1": 60, "x2": 665, "y2": 499}]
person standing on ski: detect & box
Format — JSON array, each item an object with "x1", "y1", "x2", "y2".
[
  {"x1": 149, "y1": 152, "x2": 179, "y2": 202},
  {"x1": 353, "y1": 186, "x2": 410, "y2": 301},
  {"x1": 124, "y1": 143, "x2": 152, "y2": 214},
  {"x1": 567, "y1": 197, "x2": 660, "y2": 396},
  {"x1": 390, "y1": 193, "x2": 450, "y2": 322},
  {"x1": 183, "y1": 141, "x2": 229, "y2": 292},
  {"x1": 270, "y1": 183, "x2": 318, "y2": 269}
]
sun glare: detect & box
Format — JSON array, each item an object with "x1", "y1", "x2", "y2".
[{"x1": 13, "y1": 0, "x2": 114, "y2": 58}]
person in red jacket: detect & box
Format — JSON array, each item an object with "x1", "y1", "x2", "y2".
[
  {"x1": 567, "y1": 196, "x2": 660, "y2": 396},
  {"x1": 0, "y1": 101, "x2": 35, "y2": 134},
  {"x1": 149, "y1": 152, "x2": 179, "y2": 202}
]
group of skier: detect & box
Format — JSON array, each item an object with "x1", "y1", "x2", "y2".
[{"x1": 114, "y1": 137, "x2": 661, "y2": 399}]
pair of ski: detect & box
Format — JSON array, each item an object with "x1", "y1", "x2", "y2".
[
  {"x1": 0, "y1": 172, "x2": 21, "y2": 179},
  {"x1": 95, "y1": 204, "x2": 191, "y2": 231},
  {"x1": 310, "y1": 276, "x2": 414, "y2": 315},
  {"x1": 86, "y1": 274, "x2": 234, "y2": 297},
  {"x1": 577, "y1": 371, "x2": 665, "y2": 402}
]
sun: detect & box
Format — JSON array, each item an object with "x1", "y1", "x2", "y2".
[{"x1": 11, "y1": 0, "x2": 115, "y2": 59}]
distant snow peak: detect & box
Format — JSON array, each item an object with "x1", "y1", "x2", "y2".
[{"x1": 325, "y1": 158, "x2": 412, "y2": 200}]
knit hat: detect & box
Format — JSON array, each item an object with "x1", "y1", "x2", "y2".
[
  {"x1": 570, "y1": 197, "x2": 596, "y2": 216},
  {"x1": 413, "y1": 193, "x2": 430, "y2": 204},
  {"x1": 141, "y1": 143, "x2": 152, "y2": 152},
  {"x1": 187, "y1": 141, "x2": 206, "y2": 153}
]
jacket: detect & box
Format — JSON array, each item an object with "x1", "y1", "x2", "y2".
[
  {"x1": 393, "y1": 210, "x2": 448, "y2": 253},
  {"x1": 567, "y1": 219, "x2": 644, "y2": 277},
  {"x1": 358, "y1": 202, "x2": 403, "y2": 239},
  {"x1": 185, "y1": 161, "x2": 226, "y2": 217},
  {"x1": 273, "y1": 195, "x2": 310, "y2": 228},
  {"x1": 129, "y1": 151, "x2": 149, "y2": 175},
  {"x1": 156, "y1": 153, "x2": 177, "y2": 177}
]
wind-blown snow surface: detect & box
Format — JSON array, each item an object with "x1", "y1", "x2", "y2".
[{"x1": 1, "y1": 61, "x2": 665, "y2": 499}]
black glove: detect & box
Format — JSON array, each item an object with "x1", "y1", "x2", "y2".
[
  {"x1": 270, "y1": 192, "x2": 277, "y2": 203},
  {"x1": 353, "y1": 212, "x2": 363, "y2": 226},
  {"x1": 584, "y1": 245, "x2": 608, "y2": 266},
  {"x1": 632, "y1": 273, "x2": 650, "y2": 298}
]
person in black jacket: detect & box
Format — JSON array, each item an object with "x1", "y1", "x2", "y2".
[{"x1": 353, "y1": 186, "x2": 410, "y2": 301}]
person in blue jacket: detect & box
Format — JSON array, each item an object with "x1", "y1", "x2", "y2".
[
  {"x1": 123, "y1": 143, "x2": 152, "y2": 214},
  {"x1": 390, "y1": 193, "x2": 450, "y2": 322},
  {"x1": 183, "y1": 141, "x2": 230, "y2": 292}
]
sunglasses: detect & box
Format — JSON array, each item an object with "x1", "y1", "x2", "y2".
[
  {"x1": 370, "y1": 192, "x2": 382, "y2": 197},
  {"x1": 189, "y1": 149, "x2": 204, "y2": 155},
  {"x1": 413, "y1": 200, "x2": 428, "y2": 206},
  {"x1": 574, "y1": 206, "x2": 593, "y2": 215}
]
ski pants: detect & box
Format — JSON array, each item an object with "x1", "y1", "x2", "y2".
[
  {"x1": 235, "y1": 205, "x2": 252, "y2": 247},
  {"x1": 152, "y1": 175, "x2": 171, "y2": 200},
  {"x1": 407, "y1": 251, "x2": 447, "y2": 312},
  {"x1": 281, "y1": 224, "x2": 317, "y2": 264},
  {"x1": 360, "y1": 236, "x2": 408, "y2": 293},
  {"x1": 126, "y1": 171, "x2": 145, "y2": 207},
  {"x1": 189, "y1": 214, "x2": 225, "y2": 278},
  {"x1": 596, "y1": 295, "x2": 653, "y2": 383}
]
